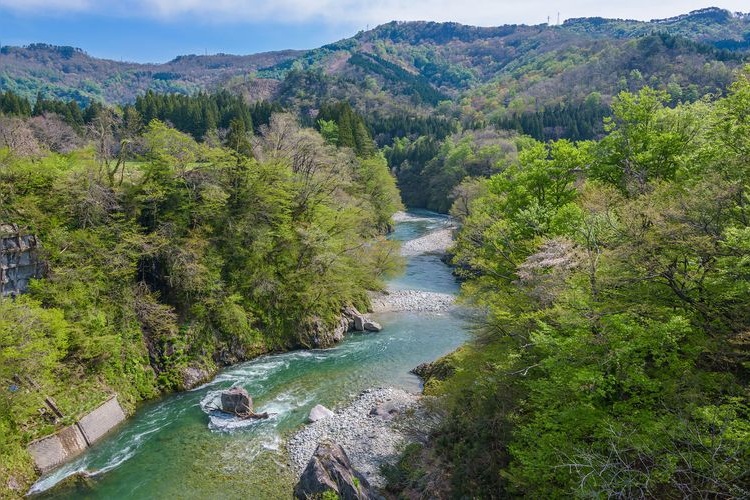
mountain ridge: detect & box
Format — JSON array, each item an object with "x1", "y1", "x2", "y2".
[{"x1": 1, "y1": 6, "x2": 749, "y2": 125}]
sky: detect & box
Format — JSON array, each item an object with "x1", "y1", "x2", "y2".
[{"x1": 0, "y1": 1, "x2": 748, "y2": 63}]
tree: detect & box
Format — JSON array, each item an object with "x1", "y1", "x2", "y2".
[
  {"x1": 591, "y1": 87, "x2": 699, "y2": 194},
  {"x1": 225, "y1": 117, "x2": 253, "y2": 158}
]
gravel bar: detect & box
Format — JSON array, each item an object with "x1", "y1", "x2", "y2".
[
  {"x1": 400, "y1": 228, "x2": 454, "y2": 256},
  {"x1": 287, "y1": 388, "x2": 420, "y2": 488},
  {"x1": 369, "y1": 289, "x2": 455, "y2": 313}
]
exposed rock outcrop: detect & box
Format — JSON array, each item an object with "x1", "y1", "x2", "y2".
[
  {"x1": 345, "y1": 306, "x2": 382, "y2": 332},
  {"x1": 308, "y1": 404, "x2": 335, "y2": 423},
  {"x1": 180, "y1": 366, "x2": 211, "y2": 390},
  {"x1": 0, "y1": 223, "x2": 44, "y2": 296},
  {"x1": 368, "y1": 401, "x2": 401, "y2": 421},
  {"x1": 220, "y1": 387, "x2": 253, "y2": 415},
  {"x1": 293, "y1": 441, "x2": 380, "y2": 500},
  {"x1": 411, "y1": 353, "x2": 459, "y2": 392},
  {"x1": 304, "y1": 306, "x2": 383, "y2": 348}
]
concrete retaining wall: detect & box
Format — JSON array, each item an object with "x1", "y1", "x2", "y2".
[
  {"x1": 78, "y1": 396, "x2": 126, "y2": 445},
  {"x1": 27, "y1": 396, "x2": 126, "y2": 474},
  {"x1": 27, "y1": 425, "x2": 88, "y2": 474}
]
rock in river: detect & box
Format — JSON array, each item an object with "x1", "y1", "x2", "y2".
[
  {"x1": 220, "y1": 387, "x2": 253, "y2": 415},
  {"x1": 346, "y1": 306, "x2": 382, "y2": 332},
  {"x1": 294, "y1": 441, "x2": 380, "y2": 500}
]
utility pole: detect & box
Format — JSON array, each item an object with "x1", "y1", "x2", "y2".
[{"x1": 557, "y1": 12, "x2": 561, "y2": 25}]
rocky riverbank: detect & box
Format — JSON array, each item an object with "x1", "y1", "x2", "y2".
[{"x1": 287, "y1": 387, "x2": 433, "y2": 488}]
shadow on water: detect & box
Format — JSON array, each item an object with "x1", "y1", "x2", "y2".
[{"x1": 33, "y1": 210, "x2": 468, "y2": 499}]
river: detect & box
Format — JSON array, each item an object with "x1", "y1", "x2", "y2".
[{"x1": 32, "y1": 210, "x2": 468, "y2": 499}]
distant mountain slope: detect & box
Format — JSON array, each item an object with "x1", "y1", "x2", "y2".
[
  {"x1": 0, "y1": 7, "x2": 748, "y2": 118},
  {"x1": 0, "y1": 44, "x2": 302, "y2": 103},
  {"x1": 245, "y1": 8, "x2": 749, "y2": 130}
]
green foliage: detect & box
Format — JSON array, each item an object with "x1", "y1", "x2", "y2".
[
  {"x1": 348, "y1": 53, "x2": 448, "y2": 105},
  {"x1": 225, "y1": 117, "x2": 253, "y2": 158},
  {"x1": 321, "y1": 490, "x2": 340, "y2": 500},
  {"x1": 315, "y1": 102, "x2": 375, "y2": 157},
  {"x1": 0, "y1": 111, "x2": 401, "y2": 492},
  {"x1": 317, "y1": 119, "x2": 339, "y2": 145},
  {"x1": 440, "y1": 74, "x2": 750, "y2": 497},
  {"x1": 382, "y1": 443, "x2": 426, "y2": 492},
  {"x1": 591, "y1": 87, "x2": 700, "y2": 194},
  {"x1": 392, "y1": 129, "x2": 521, "y2": 212},
  {"x1": 494, "y1": 98, "x2": 611, "y2": 141},
  {"x1": 134, "y1": 90, "x2": 253, "y2": 140},
  {"x1": 0, "y1": 90, "x2": 32, "y2": 117}
]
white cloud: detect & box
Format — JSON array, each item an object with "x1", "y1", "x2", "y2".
[
  {"x1": 0, "y1": 0, "x2": 92, "y2": 11},
  {"x1": 1, "y1": 0, "x2": 748, "y2": 26}
]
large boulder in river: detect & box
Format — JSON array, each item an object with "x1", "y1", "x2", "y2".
[
  {"x1": 294, "y1": 441, "x2": 380, "y2": 500},
  {"x1": 220, "y1": 387, "x2": 253, "y2": 415},
  {"x1": 363, "y1": 319, "x2": 382, "y2": 332},
  {"x1": 346, "y1": 306, "x2": 382, "y2": 332}
]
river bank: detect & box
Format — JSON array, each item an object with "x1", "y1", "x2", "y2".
[
  {"x1": 27, "y1": 210, "x2": 466, "y2": 499},
  {"x1": 287, "y1": 387, "x2": 433, "y2": 488}
]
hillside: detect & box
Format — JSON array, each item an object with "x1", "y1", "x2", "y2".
[
  {"x1": 0, "y1": 44, "x2": 301, "y2": 103},
  {"x1": 1, "y1": 7, "x2": 748, "y2": 119},
  {"x1": 255, "y1": 8, "x2": 749, "y2": 130}
]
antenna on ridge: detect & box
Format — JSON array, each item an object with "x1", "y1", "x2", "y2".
[{"x1": 557, "y1": 12, "x2": 561, "y2": 25}]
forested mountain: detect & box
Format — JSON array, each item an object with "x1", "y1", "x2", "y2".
[
  {"x1": 2, "y1": 8, "x2": 748, "y2": 113},
  {"x1": 0, "y1": 44, "x2": 301, "y2": 103}
]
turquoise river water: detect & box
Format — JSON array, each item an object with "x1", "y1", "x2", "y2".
[{"x1": 32, "y1": 210, "x2": 468, "y2": 499}]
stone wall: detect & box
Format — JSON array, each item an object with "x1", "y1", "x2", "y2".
[
  {"x1": 0, "y1": 223, "x2": 42, "y2": 296},
  {"x1": 27, "y1": 425, "x2": 88, "y2": 474},
  {"x1": 27, "y1": 396, "x2": 126, "y2": 474},
  {"x1": 77, "y1": 397, "x2": 127, "y2": 445}
]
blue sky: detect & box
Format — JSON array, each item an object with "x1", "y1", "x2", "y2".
[{"x1": 1, "y1": 1, "x2": 748, "y2": 63}]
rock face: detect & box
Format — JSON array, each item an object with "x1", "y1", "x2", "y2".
[
  {"x1": 411, "y1": 354, "x2": 457, "y2": 388},
  {"x1": 0, "y1": 223, "x2": 43, "y2": 296},
  {"x1": 308, "y1": 404, "x2": 335, "y2": 423},
  {"x1": 346, "y1": 306, "x2": 382, "y2": 332},
  {"x1": 303, "y1": 305, "x2": 382, "y2": 348},
  {"x1": 220, "y1": 387, "x2": 253, "y2": 415},
  {"x1": 180, "y1": 366, "x2": 211, "y2": 390},
  {"x1": 363, "y1": 319, "x2": 382, "y2": 332},
  {"x1": 294, "y1": 441, "x2": 380, "y2": 500}
]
